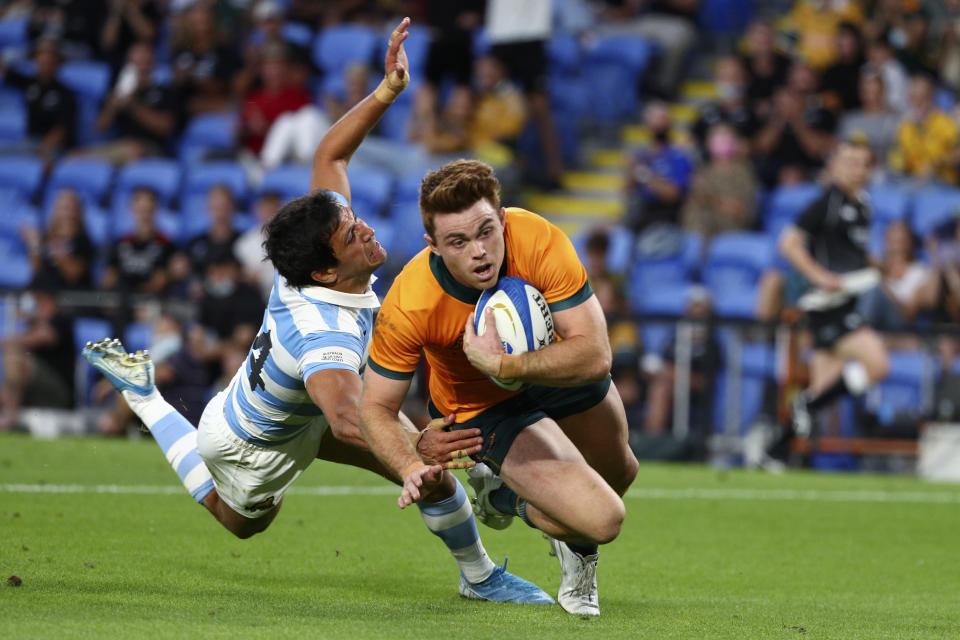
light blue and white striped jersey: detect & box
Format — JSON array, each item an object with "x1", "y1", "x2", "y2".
[{"x1": 222, "y1": 271, "x2": 380, "y2": 446}]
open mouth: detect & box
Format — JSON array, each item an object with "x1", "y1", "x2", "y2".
[
  {"x1": 369, "y1": 241, "x2": 383, "y2": 260},
  {"x1": 473, "y1": 263, "x2": 493, "y2": 280}
]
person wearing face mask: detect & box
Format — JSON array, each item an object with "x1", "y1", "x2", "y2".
[
  {"x1": 692, "y1": 56, "x2": 758, "y2": 156},
  {"x1": 681, "y1": 124, "x2": 758, "y2": 244},
  {"x1": 624, "y1": 102, "x2": 693, "y2": 236}
]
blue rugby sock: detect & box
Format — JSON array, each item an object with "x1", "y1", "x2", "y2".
[
  {"x1": 418, "y1": 481, "x2": 495, "y2": 583},
  {"x1": 489, "y1": 486, "x2": 535, "y2": 528},
  {"x1": 122, "y1": 388, "x2": 215, "y2": 503}
]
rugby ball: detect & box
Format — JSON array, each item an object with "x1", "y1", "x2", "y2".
[{"x1": 474, "y1": 277, "x2": 555, "y2": 390}]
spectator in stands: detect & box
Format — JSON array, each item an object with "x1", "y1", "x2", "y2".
[
  {"x1": 753, "y1": 60, "x2": 836, "y2": 186},
  {"x1": 895, "y1": 11, "x2": 938, "y2": 78},
  {"x1": 692, "y1": 56, "x2": 758, "y2": 155},
  {"x1": 170, "y1": 3, "x2": 239, "y2": 116},
  {"x1": 936, "y1": 0, "x2": 960, "y2": 94},
  {"x1": 892, "y1": 74, "x2": 959, "y2": 184},
  {"x1": 742, "y1": 21, "x2": 792, "y2": 119},
  {"x1": 918, "y1": 217, "x2": 960, "y2": 327},
  {"x1": 88, "y1": 40, "x2": 176, "y2": 165},
  {"x1": 418, "y1": 0, "x2": 483, "y2": 110},
  {"x1": 857, "y1": 221, "x2": 929, "y2": 331},
  {"x1": 409, "y1": 86, "x2": 474, "y2": 155},
  {"x1": 234, "y1": 1, "x2": 310, "y2": 98},
  {"x1": 820, "y1": 21, "x2": 865, "y2": 113},
  {"x1": 866, "y1": 36, "x2": 909, "y2": 113},
  {"x1": 837, "y1": 67, "x2": 901, "y2": 164},
  {"x1": 643, "y1": 286, "x2": 721, "y2": 435},
  {"x1": 624, "y1": 101, "x2": 693, "y2": 234},
  {"x1": 101, "y1": 187, "x2": 173, "y2": 294},
  {"x1": 485, "y1": 0, "x2": 564, "y2": 187},
  {"x1": 29, "y1": 0, "x2": 103, "y2": 60},
  {"x1": 169, "y1": 184, "x2": 240, "y2": 298},
  {"x1": 782, "y1": 0, "x2": 864, "y2": 71},
  {"x1": 470, "y1": 55, "x2": 527, "y2": 149},
  {"x1": 597, "y1": 0, "x2": 700, "y2": 100},
  {"x1": 21, "y1": 189, "x2": 94, "y2": 290},
  {"x1": 0, "y1": 38, "x2": 77, "y2": 162},
  {"x1": 325, "y1": 63, "x2": 372, "y2": 124},
  {"x1": 682, "y1": 123, "x2": 757, "y2": 244},
  {"x1": 99, "y1": 0, "x2": 161, "y2": 71},
  {"x1": 0, "y1": 280, "x2": 76, "y2": 431},
  {"x1": 234, "y1": 190, "x2": 281, "y2": 301}
]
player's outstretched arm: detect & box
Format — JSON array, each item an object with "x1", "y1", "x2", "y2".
[
  {"x1": 464, "y1": 297, "x2": 613, "y2": 387},
  {"x1": 309, "y1": 17, "x2": 412, "y2": 196},
  {"x1": 305, "y1": 369, "x2": 368, "y2": 449}
]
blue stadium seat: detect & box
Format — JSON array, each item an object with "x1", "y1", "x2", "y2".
[
  {"x1": 0, "y1": 236, "x2": 32, "y2": 287},
  {"x1": 0, "y1": 15, "x2": 28, "y2": 51},
  {"x1": 547, "y1": 31, "x2": 582, "y2": 78},
  {"x1": 395, "y1": 168, "x2": 424, "y2": 205},
  {"x1": 45, "y1": 157, "x2": 114, "y2": 210},
  {"x1": 58, "y1": 60, "x2": 111, "y2": 146},
  {"x1": 124, "y1": 322, "x2": 153, "y2": 352},
  {"x1": 699, "y1": 0, "x2": 754, "y2": 35},
  {"x1": 572, "y1": 225, "x2": 634, "y2": 275},
  {"x1": 582, "y1": 34, "x2": 653, "y2": 120},
  {"x1": 628, "y1": 233, "x2": 701, "y2": 316},
  {"x1": 260, "y1": 164, "x2": 312, "y2": 201},
  {"x1": 0, "y1": 201, "x2": 38, "y2": 242},
  {"x1": 181, "y1": 160, "x2": 248, "y2": 204},
  {"x1": 390, "y1": 201, "x2": 428, "y2": 261},
  {"x1": 703, "y1": 232, "x2": 773, "y2": 320},
  {"x1": 867, "y1": 183, "x2": 910, "y2": 223},
  {"x1": 178, "y1": 112, "x2": 237, "y2": 164},
  {"x1": 765, "y1": 182, "x2": 820, "y2": 238},
  {"x1": 73, "y1": 316, "x2": 114, "y2": 406},
  {"x1": 83, "y1": 204, "x2": 111, "y2": 248},
  {"x1": 911, "y1": 186, "x2": 960, "y2": 237},
  {"x1": 713, "y1": 341, "x2": 774, "y2": 435},
  {"x1": 0, "y1": 96, "x2": 26, "y2": 143},
  {"x1": 347, "y1": 165, "x2": 393, "y2": 218},
  {"x1": 113, "y1": 158, "x2": 182, "y2": 209},
  {"x1": 868, "y1": 350, "x2": 931, "y2": 427},
  {"x1": 0, "y1": 155, "x2": 43, "y2": 201},
  {"x1": 639, "y1": 323, "x2": 673, "y2": 357},
  {"x1": 281, "y1": 22, "x2": 314, "y2": 48},
  {"x1": 313, "y1": 24, "x2": 380, "y2": 97}
]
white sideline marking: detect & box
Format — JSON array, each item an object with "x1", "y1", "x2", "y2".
[{"x1": 3, "y1": 484, "x2": 960, "y2": 504}]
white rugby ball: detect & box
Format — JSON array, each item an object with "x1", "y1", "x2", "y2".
[{"x1": 474, "y1": 276, "x2": 555, "y2": 390}]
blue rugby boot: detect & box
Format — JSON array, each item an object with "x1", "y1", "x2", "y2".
[
  {"x1": 458, "y1": 559, "x2": 555, "y2": 605},
  {"x1": 82, "y1": 338, "x2": 155, "y2": 396}
]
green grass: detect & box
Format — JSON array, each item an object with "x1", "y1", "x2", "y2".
[{"x1": 2, "y1": 433, "x2": 960, "y2": 639}]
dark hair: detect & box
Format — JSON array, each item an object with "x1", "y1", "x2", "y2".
[
  {"x1": 419, "y1": 159, "x2": 501, "y2": 238},
  {"x1": 586, "y1": 229, "x2": 610, "y2": 254},
  {"x1": 263, "y1": 189, "x2": 343, "y2": 287}
]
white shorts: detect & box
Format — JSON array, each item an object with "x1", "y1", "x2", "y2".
[{"x1": 196, "y1": 389, "x2": 329, "y2": 519}]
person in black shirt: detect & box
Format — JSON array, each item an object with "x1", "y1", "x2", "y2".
[
  {"x1": 820, "y1": 22, "x2": 865, "y2": 114},
  {"x1": 0, "y1": 38, "x2": 77, "y2": 161},
  {"x1": 102, "y1": 187, "x2": 174, "y2": 294},
  {"x1": 88, "y1": 40, "x2": 176, "y2": 164},
  {"x1": 692, "y1": 56, "x2": 758, "y2": 155},
  {"x1": 21, "y1": 188, "x2": 95, "y2": 290},
  {"x1": 99, "y1": 0, "x2": 161, "y2": 71},
  {"x1": 778, "y1": 140, "x2": 890, "y2": 437}
]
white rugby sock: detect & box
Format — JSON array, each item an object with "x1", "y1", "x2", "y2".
[
  {"x1": 418, "y1": 481, "x2": 496, "y2": 583},
  {"x1": 122, "y1": 389, "x2": 215, "y2": 503}
]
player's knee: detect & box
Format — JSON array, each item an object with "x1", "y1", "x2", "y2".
[
  {"x1": 868, "y1": 351, "x2": 890, "y2": 383},
  {"x1": 228, "y1": 520, "x2": 268, "y2": 540},
  {"x1": 588, "y1": 496, "x2": 625, "y2": 545}
]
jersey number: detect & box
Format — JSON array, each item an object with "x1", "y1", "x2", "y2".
[{"x1": 248, "y1": 330, "x2": 273, "y2": 391}]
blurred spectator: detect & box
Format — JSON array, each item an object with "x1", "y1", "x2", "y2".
[
  {"x1": 624, "y1": 102, "x2": 693, "y2": 233},
  {"x1": 101, "y1": 187, "x2": 173, "y2": 294},
  {"x1": 892, "y1": 74, "x2": 959, "y2": 184},
  {"x1": 21, "y1": 189, "x2": 94, "y2": 290},
  {"x1": 234, "y1": 190, "x2": 281, "y2": 301},
  {"x1": 29, "y1": 0, "x2": 104, "y2": 60},
  {"x1": 895, "y1": 11, "x2": 937, "y2": 78},
  {"x1": 936, "y1": 0, "x2": 960, "y2": 93},
  {"x1": 584, "y1": 228, "x2": 628, "y2": 314},
  {"x1": 234, "y1": 1, "x2": 311, "y2": 98},
  {"x1": 856, "y1": 221, "x2": 929, "y2": 331},
  {"x1": 170, "y1": 3, "x2": 240, "y2": 116},
  {"x1": 837, "y1": 68, "x2": 901, "y2": 164},
  {"x1": 239, "y1": 41, "x2": 312, "y2": 158},
  {"x1": 866, "y1": 36, "x2": 910, "y2": 113},
  {"x1": 753, "y1": 60, "x2": 836, "y2": 186},
  {"x1": 170, "y1": 184, "x2": 240, "y2": 298},
  {"x1": 88, "y1": 40, "x2": 176, "y2": 165},
  {"x1": 325, "y1": 63, "x2": 372, "y2": 124},
  {"x1": 742, "y1": 21, "x2": 792, "y2": 119},
  {"x1": 0, "y1": 38, "x2": 77, "y2": 162},
  {"x1": 0, "y1": 282, "x2": 76, "y2": 431},
  {"x1": 485, "y1": 0, "x2": 564, "y2": 187},
  {"x1": 99, "y1": 0, "x2": 160, "y2": 70},
  {"x1": 692, "y1": 56, "x2": 758, "y2": 154},
  {"x1": 419, "y1": 0, "x2": 483, "y2": 106},
  {"x1": 820, "y1": 21, "x2": 865, "y2": 113},
  {"x1": 782, "y1": 0, "x2": 864, "y2": 71},
  {"x1": 643, "y1": 286, "x2": 721, "y2": 434},
  {"x1": 470, "y1": 55, "x2": 528, "y2": 148},
  {"x1": 597, "y1": 0, "x2": 700, "y2": 100},
  {"x1": 682, "y1": 124, "x2": 757, "y2": 243},
  {"x1": 918, "y1": 216, "x2": 960, "y2": 326},
  {"x1": 410, "y1": 86, "x2": 474, "y2": 155}
]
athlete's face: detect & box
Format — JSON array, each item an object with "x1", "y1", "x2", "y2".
[
  {"x1": 830, "y1": 144, "x2": 872, "y2": 193},
  {"x1": 325, "y1": 207, "x2": 386, "y2": 291},
  {"x1": 427, "y1": 198, "x2": 506, "y2": 290}
]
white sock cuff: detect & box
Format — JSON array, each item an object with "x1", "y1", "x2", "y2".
[
  {"x1": 121, "y1": 388, "x2": 175, "y2": 426},
  {"x1": 843, "y1": 361, "x2": 871, "y2": 395}
]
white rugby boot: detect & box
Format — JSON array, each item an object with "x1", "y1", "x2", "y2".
[{"x1": 548, "y1": 536, "x2": 600, "y2": 616}]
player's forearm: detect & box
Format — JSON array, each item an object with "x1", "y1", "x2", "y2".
[
  {"x1": 500, "y1": 334, "x2": 611, "y2": 387},
  {"x1": 779, "y1": 227, "x2": 829, "y2": 282},
  {"x1": 312, "y1": 93, "x2": 392, "y2": 168},
  {"x1": 358, "y1": 403, "x2": 422, "y2": 481},
  {"x1": 327, "y1": 410, "x2": 370, "y2": 451}
]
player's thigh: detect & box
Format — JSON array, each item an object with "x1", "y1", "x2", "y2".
[
  {"x1": 834, "y1": 327, "x2": 890, "y2": 380},
  {"x1": 809, "y1": 349, "x2": 845, "y2": 391},
  {"x1": 500, "y1": 418, "x2": 624, "y2": 541},
  {"x1": 554, "y1": 383, "x2": 637, "y2": 494}
]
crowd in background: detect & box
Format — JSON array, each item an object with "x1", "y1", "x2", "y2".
[{"x1": 0, "y1": 0, "x2": 959, "y2": 445}]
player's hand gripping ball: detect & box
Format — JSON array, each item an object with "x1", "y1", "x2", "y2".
[{"x1": 474, "y1": 277, "x2": 555, "y2": 390}]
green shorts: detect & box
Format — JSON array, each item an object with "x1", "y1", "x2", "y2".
[{"x1": 429, "y1": 377, "x2": 612, "y2": 473}]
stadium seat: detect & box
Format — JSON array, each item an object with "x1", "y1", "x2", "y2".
[
  {"x1": 582, "y1": 34, "x2": 653, "y2": 120},
  {"x1": 390, "y1": 201, "x2": 428, "y2": 261},
  {"x1": 73, "y1": 316, "x2": 114, "y2": 406},
  {"x1": 547, "y1": 31, "x2": 582, "y2": 78},
  {"x1": 347, "y1": 165, "x2": 393, "y2": 218},
  {"x1": 178, "y1": 112, "x2": 237, "y2": 164},
  {"x1": 713, "y1": 341, "x2": 775, "y2": 435},
  {"x1": 44, "y1": 157, "x2": 115, "y2": 210},
  {"x1": 0, "y1": 15, "x2": 28, "y2": 51},
  {"x1": 703, "y1": 232, "x2": 774, "y2": 320},
  {"x1": 313, "y1": 24, "x2": 380, "y2": 97},
  {"x1": 911, "y1": 186, "x2": 960, "y2": 237},
  {"x1": 260, "y1": 164, "x2": 312, "y2": 201},
  {"x1": 281, "y1": 22, "x2": 314, "y2": 48},
  {"x1": 867, "y1": 350, "x2": 932, "y2": 427},
  {"x1": 123, "y1": 322, "x2": 153, "y2": 352},
  {"x1": 83, "y1": 204, "x2": 111, "y2": 248},
  {"x1": 57, "y1": 60, "x2": 111, "y2": 146},
  {"x1": 764, "y1": 182, "x2": 820, "y2": 238},
  {"x1": 699, "y1": 0, "x2": 754, "y2": 36},
  {"x1": 181, "y1": 161, "x2": 248, "y2": 204},
  {"x1": 867, "y1": 183, "x2": 910, "y2": 223},
  {"x1": 627, "y1": 233, "x2": 702, "y2": 316},
  {"x1": 0, "y1": 201, "x2": 38, "y2": 242},
  {"x1": 0, "y1": 235, "x2": 31, "y2": 288},
  {"x1": 113, "y1": 158, "x2": 182, "y2": 209},
  {"x1": 0, "y1": 155, "x2": 43, "y2": 201},
  {"x1": 0, "y1": 97, "x2": 26, "y2": 143},
  {"x1": 572, "y1": 225, "x2": 634, "y2": 275}
]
